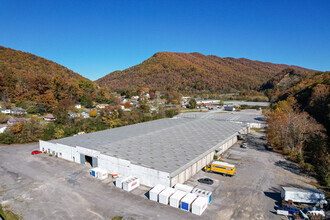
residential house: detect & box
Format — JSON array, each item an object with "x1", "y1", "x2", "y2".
[
  {"x1": 0, "y1": 125, "x2": 7, "y2": 133},
  {"x1": 81, "y1": 111, "x2": 90, "y2": 118},
  {"x1": 131, "y1": 96, "x2": 139, "y2": 100},
  {"x1": 44, "y1": 114, "x2": 55, "y2": 121},
  {"x1": 7, "y1": 118, "x2": 27, "y2": 126},
  {"x1": 141, "y1": 93, "x2": 150, "y2": 99},
  {"x1": 68, "y1": 112, "x2": 80, "y2": 118},
  {"x1": 1, "y1": 109, "x2": 11, "y2": 114},
  {"x1": 96, "y1": 104, "x2": 109, "y2": 109},
  {"x1": 12, "y1": 108, "x2": 27, "y2": 115},
  {"x1": 120, "y1": 98, "x2": 128, "y2": 104},
  {"x1": 75, "y1": 104, "x2": 81, "y2": 109}
]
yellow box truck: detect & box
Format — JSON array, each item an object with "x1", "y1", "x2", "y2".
[{"x1": 203, "y1": 161, "x2": 235, "y2": 176}]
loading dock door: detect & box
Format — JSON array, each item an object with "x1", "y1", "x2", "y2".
[
  {"x1": 92, "y1": 157, "x2": 98, "y2": 167},
  {"x1": 80, "y1": 154, "x2": 85, "y2": 164},
  {"x1": 80, "y1": 154, "x2": 98, "y2": 167}
]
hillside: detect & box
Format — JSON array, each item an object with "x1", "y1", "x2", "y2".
[
  {"x1": 0, "y1": 46, "x2": 102, "y2": 108},
  {"x1": 96, "y1": 52, "x2": 313, "y2": 94},
  {"x1": 262, "y1": 69, "x2": 330, "y2": 132}
]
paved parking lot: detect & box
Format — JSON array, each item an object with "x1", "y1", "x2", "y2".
[{"x1": 0, "y1": 131, "x2": 318, "y2": 219}]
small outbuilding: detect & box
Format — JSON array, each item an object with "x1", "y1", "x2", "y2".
[{"x1": 44, "y1": 114, "x2": 55, "y2": 121}]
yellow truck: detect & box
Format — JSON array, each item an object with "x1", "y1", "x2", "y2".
[{"x1": 203, "y1": 161, "x2": 235, "y2": 176}]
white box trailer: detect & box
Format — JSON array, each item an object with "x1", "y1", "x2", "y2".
[
  {"x1": 170, "y1": 190, "x2": 187, "y2": 208},
  {"x1": 115, "y1": 176, "x2": 132, "y2": 188},
  {"x1": 281, "y1": 187, "x2": 325, "y2": 204},
  {"x1": 174, "y1": 183, "x2": 194, "y2": 193},
  {"x1": 123, "y1": 177, "x2": 140, "y2": 192},
  {"x1": 192, "y1": 197, "x2": 208, "y2": 216},
  {"x1": 90, "y1": 168, "x2": 108, "y2": 180},
  {"x1": 192, "y1": 188, "x2": 213, "y2": 203},
  {"x1": 149, "y1": 184, "x2": 166, "y2": 202},
  {"x1": 181, "y1": 193, "x2": 198, "y2": 212},
  {"x1": 159, "y1": 187, "x2": 176, "y2": 205}
]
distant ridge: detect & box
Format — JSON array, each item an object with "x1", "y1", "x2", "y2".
[
  {"x1": 96, "y1": 52, "x2": 314, "y2": 93},
  {"x1": 0, "y1": 46, "x2": 99, "y2": 104}
]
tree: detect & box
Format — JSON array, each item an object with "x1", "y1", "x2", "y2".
[
  {"x1": 189, "y1": 98, "x2": 197, "y2": 109},
  {"x1": 124, "y1": 102, "x2": 131, "y2": 109},
  {"x1": 138, "y1": 97, "x2": 150, "y2": 113},
  {"x1": 89, "y1": 109, "x2": 98, "y2": 117}
]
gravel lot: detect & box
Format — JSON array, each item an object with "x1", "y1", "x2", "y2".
[{"x1": 0, "y1": 131, "x2": 318, "y2": 220}]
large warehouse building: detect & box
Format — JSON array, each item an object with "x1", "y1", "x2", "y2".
[{"x1": 39, "y1": 118, "x2": 248, "y2": 187}]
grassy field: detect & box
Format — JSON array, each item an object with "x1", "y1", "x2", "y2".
[{"x1": 0, "y1": 204, "x2": 20, "y2": 220}]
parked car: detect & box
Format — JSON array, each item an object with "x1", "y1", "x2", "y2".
[
  {"x1": 241, "y1": 142, "x2": 247, "y2": 148},
  {"x1": 280, "y1": 205, "x2": 299, "y2": 214},
  {"x1": 31, "y1": 150, "x2": 42, "y2": 155},
  {"x1": 198, "y1": 178, "x2": 214, "y2": 185},
  {"x1": 299, "y1": 207, "x2": 325, "y2": 219}
]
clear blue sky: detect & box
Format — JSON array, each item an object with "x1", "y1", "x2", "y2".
[{"x1": 1, "y1": 0, "x2": 329, "y2": 80}]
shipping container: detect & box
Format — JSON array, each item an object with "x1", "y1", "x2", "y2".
[
  {"x1": 281, "y1": 187, "x2": 326, "y2": 204},
  {"x1": 191, "y1": 197, "x2": 208, "y2": 215},
  {"x1": 115, "y1": 176, "x2": 132, "y2": 188},
  {"x1": 123, "y1": 177, "x2": 140, "y2": 192},
  {"x1": 192, "y1": 188, "x2": 212, "y2": 203},
  {"x1": 90, "y1": 168, "x2": 108, "y2": 180},
  {"x1": 159, "y1": 187, "x2": 176, "y2": 205},
  {"x1": 181, "y1": 193, "x2": 198, "y2": 212},
  {"x1": 174, "y1": 183, "x2": 194, "y2": 193},
  {"x1": 149, "y1": 184, "x2": 166, "y2": 202},
  {"x1": 170, "y1": 190, "x2": 187, "y2": 208}
]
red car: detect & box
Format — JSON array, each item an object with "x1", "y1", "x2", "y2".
[{"x1": 31, "y1": 150, "x2": 42, "y2": 155}]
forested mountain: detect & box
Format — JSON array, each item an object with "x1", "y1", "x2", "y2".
[
  {"x1": 262, "y1": 68, "x2": 330, "y2": 132},
  {"x1": 0, "y1": 46, "x2": 105, "y2": 110},
  {"x1": 96, "y1": 52, "x2": 313, "y2": 94}
]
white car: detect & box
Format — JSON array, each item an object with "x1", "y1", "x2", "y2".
[
  {"x1": 241, "y1": 143, "x2": 247, "y2": 148},
  {"x1": 299, "y1": 207, "x2": 325, "y2": 219}
]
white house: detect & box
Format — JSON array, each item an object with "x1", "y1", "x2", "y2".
[
  {"x1": 96, "y1": 104, "x2": 109, "y2": 109},
  {"x1": 1, "y1": 109, "x2": 11, "y2": 114},
  {"x1": 0, "y1": 125, "x2": 7, "y2": 133},
  {"x1": 131, "y1": 96, "x2": 139, "y2": 100},
  {"x1": 82, "y1": 111, "x2": 90, "y2": 118},
  {"x1": 75, "y1": 104, "x2": 81, "y2": 109}
]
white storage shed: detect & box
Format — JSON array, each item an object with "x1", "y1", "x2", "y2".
[
  {"x1": 123, "y1": 177, "x2": 140, "y2": 192},
  {"x1": 90, "y1": 167, "x2": 108, "y2": 180},
  {"x1": 149, "y1": 184, "x2": 166, "y2": 202},
  {"x1": 192, "y1": 188, "x2": 212, "y2": 203},
  {"x1": 159, "y1": 187, "x2": 176, "y2": 205},
  {"x1": 192, "y1": 197, "x2": 208, "y2": 215},
  {"x1": 181, "y1": 193, "x2": 198, "y2": 212},
  {"x1": 174, "y1": 183, "x2": 194, "y2": 193},
  {"x1": 115, "y1": 176, "x2": 132, "y2": 188},
  {"x1": 170, "y1": 190, "x2": 187, "y2": 208}
]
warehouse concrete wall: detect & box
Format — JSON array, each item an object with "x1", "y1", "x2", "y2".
[
  {"x1": 39, "y1": 141, "x2": 74, "y2": 162},
  {"x1": 39, "y1": 140, "x2": 170, "y2": 187},
  {"x1": 169, "y1": 133, "x2": 242, "y2": 187},
  {"x1": 131, "y1": 164, "x2": 170, "y2": 187}
]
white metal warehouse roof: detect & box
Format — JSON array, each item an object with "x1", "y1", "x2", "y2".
[
  {"x1": 49, "y1": 118, "x2": 245, "y2": 176},
  {"x1": 174, "y1": 111, "x2": 265, "y2": 124}
]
